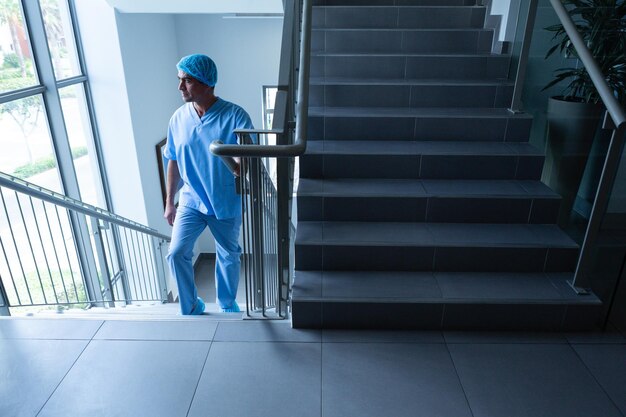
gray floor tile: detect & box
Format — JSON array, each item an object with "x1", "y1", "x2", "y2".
[
  {"x1": 572, "y1": 344, "x2": 626, "y2": 415},
  {"x1": 528, "y1": 224, "x2": 579, "y2": 247},
  {"x1": 188, "y1": 342, "x2": 321, "y2": 417},
  {"x1": 322, "y1": 221, "x2": 432, "y2": 244},
  {"x1": 94, "y1": 320, "x2": 217, "y2": 341},
  {"x1": 321, "y1": 178, "x2": 425, "y2": 196},
  {"x1": 37, "y1": 340, "x2": 210, "y2": 417},
  {"x1": 428, "y1": 223, "x2": 535, "y2": 246},
  {"x1": 421, "y1": 179, "x2": 526, "y2": 196},
  {"x1": 322, "y1": 329, "x2": 444, "y2": 343},
  {"x1": 444, "y1": 331, "x2": 567, "y2": 344},
  {"x1": 322, "y1": 271, "x2": 441, "y2": 299},
  {"x1": 0, "y1": 318, "x2": 102, "y2": 339},
  {"x1": 321, "y1": 140, "x2": 417, "y2": 155},
  {"x1": 322, "y1": 343, "x2": 472, "y2": 417},
  {"x1": 213, "y1": 321, "x2": 321, "y2": 342},
  {"x1": 436, "y1": 272, "x2": 562, "y2": 300},
  {"x1": 0, "y1": 339, "x2": 88, "y2": 417},
  {"x1": 448, "y1": 344, "x2": 623, "y2": 417},
  {"x1": 293, "y1": 270, "x2": 323, "y2": 298}
]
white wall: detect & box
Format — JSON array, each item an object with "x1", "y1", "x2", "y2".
[
  {"x1": 174, "y1": 14, "x2": 283, "y2": 128},
  {"x1": 73, "y1": 0, "x2": 147, "y2": 225},
  {"x1": 115, "y1": 13, "x2": 182, "y2": 235}
]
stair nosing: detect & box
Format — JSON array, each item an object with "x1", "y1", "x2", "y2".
[
  {"x1": 312, "y1": 52, "x2": 510, "y2": 57},
  {"x1": 313, "y1": 28, "x2": 492, "y2": 32},
  {"x1": 295, "y1": 221, "x2": 578, "y2": 249},
  {"x1": 297, "y1": 179, "x2": 560, "y2": 199},
  {"x1": 309, "y1": 78, "x2": 514, "y2": 86}
]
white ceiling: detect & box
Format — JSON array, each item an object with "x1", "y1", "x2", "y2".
[{"x1": 106, "y1": 0, "x2": 284, "y2": 14}]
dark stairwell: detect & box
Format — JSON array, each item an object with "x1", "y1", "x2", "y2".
[{"x1": 291, "y1": 0, "x2": 603, "y2": 329}]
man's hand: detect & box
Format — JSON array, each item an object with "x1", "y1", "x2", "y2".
[
  {"x1": 165, "y1": 160, "x2": 181, "y2": 226},
  {"x1": 164, "y1": 201, "x2": 177, "y2": 226}
]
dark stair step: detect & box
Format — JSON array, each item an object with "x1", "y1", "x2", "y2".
[
  {"x1": 308, "y1": 107, "x2": 532, "y2": 141},
  {"x1": 309, "y1": 78, "x2": 514, "y2": 108},
  {"x1": 313, "y1": 0, "x2": 479, "y2": 6},
  {"x1": 291, "y1": 270, "x2": 602, "y2": 330},
  {"x1": 312, "y1": 28, "x2": 493, "y2": 54},
  {"x1": 295, "y1": 221, "x2": 579, "y2": 272},
  {"x1": 313, "y1": 6, "x2": 487, "y2": 29},
  {"x1": 301, "y1": 141, "x2": 543, "y2": 180},
  {"x1": 297, "y1": 178, "x2": 560, "y2": 223},
  {"x1": 312, "y1": 53, "x2": 511, "y2": 80}
]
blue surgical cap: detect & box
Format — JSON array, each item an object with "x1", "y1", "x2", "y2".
[{"x1": 176, "y1": 54, "x2": 218, "y2": 87}]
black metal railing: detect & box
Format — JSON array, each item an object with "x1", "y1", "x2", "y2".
[{"x1": 211, "y1": 0, "x2": 311, "y2": 318}]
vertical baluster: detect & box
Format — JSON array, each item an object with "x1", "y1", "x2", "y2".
[
  {"x1": 28, "y1": 196, "x2": 59, "y2": 305},
  {"x1": 42, "y1": 200, "x2": 70, "y2": 304},
  {"x1": 132, "y1": 230, "x2": 150, "y2": 300},
  {"x1": 262, "y1": 169, "x2": 268, "y2": 309},
  {"x1": 271, "y1": 171, "x2": 277, "y2": 309},
  {"x1": 101, "y1": 220, "x2": 120, "y2": 301},
  {"x1": 0, "y1": 233, "x2": 21, "y2": 306},
  {"x1": 139, "y1": 232, "x2": 157, "y2": 300},
  {"x1": 7, "y1": 191, "x2": 37, "y2": 305},
  {"x1": 241, "y1": 158, "x2": 252, "y2": 315},
  {"x1": 13, "y1": 191, "x2": 48, "y2": 304},
  {"x1": 121, "y1": 227, "x2": 139, "y2": 301},
  {"x1": 55, "y1": 205, "x2": 81, "y2": 302}
]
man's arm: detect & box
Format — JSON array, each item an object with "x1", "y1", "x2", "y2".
[{"x1": 164, "y1": 160, "x2": 181, "y2": 226}]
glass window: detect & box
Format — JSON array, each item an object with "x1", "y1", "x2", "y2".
[
  {"x1": 0, "y1": 0, "x2": 38, "y2": 93},
  {"x1": 40, "y1": 0, "x2": 81, "y2": 80},
  {"x1": 0, "y1": 94, "x2": 62, "y2": 192},
  {"x1": 263, "y1": 85, "x2": 278, "y2": 129},
  {"x1": 59, "y1": 83, "x2": 105, "y2": 207}
]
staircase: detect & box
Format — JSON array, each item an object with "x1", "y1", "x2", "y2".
[{"x1": 291, "y1": 0, "x2": 602, "y2": 330}]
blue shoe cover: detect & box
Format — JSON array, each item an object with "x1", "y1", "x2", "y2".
[
  {"x1": 190, "y1": 297, "x2": 205, "y2": 315},
  {"x1": 221, "y1": 301, "x2": 241, "y2": 313}
]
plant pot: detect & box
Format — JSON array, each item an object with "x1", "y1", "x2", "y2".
[{"x1": 542, "y1": 96, "x2": 604, "y2": 227}]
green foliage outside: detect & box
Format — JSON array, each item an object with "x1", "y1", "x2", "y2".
[
  {"x1": 4, "y1": 268, "x2": 88, "y2": 309},
  {"x1": 543, "y1": 0, "x2": 626, "y2": 104},
  {"x1": 2, "y1": 52, "x2": 19, "y2": 68},
  {"x1": 12, "y1": 146, "x2": 88, "y2": 179}
]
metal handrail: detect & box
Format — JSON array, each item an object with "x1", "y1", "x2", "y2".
[
  {"x1": 546, "y1": 0, "x2": 626, "y2": 292},
  {"x1": 0, "y1": 172, "x2": 170, "y2": 241},
  {"x1": 209, "y1": 0, "x2": 311, "y2": 158}
]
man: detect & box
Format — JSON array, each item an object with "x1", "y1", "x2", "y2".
[{"x1": 164, "y1": 54, "x2": 253, "y2": 315}]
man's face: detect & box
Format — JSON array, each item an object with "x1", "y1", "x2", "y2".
[{"x1": 177, "y1": 70, "x2": 212, "y2": 102}]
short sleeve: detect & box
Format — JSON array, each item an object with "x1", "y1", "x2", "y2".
[
  {"x1": 163, "y1": 122, "x2": 177, "y2": 160},
  {"x1": 236, "y1": 107, "x2": 256, "y2": 144}
]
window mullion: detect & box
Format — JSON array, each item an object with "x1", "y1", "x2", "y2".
[
  {"x1": 20, "y1": 1, "x2": 104, "y2": 306},
  {"x1": 20, "y1": 0, "x2": 81, "y2": 201}
]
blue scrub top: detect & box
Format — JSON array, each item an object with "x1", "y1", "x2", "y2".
[{"x1": 164, "y1": 98, "x2": 254, "y2": 220}]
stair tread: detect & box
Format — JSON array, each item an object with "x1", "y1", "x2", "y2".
[
  {"x1": 309, "y1": 106, "x2": 531, "y2": 118},
  {"x1": 292, "y1": 270, "x2": 600, "y2": 304},
  {"x1": 313, "y1": 52, "x2": 508, "y2": 57},
  {"x1": 315, "y1": 5, "x2": 486, "y2": 8},
  {"x1": 310, "y1": 77, "x2": 513, "y2": 86},
  {"x1": 306, "y1": 140, "x2": 541, "y2": 156},
  {"x1": 295, "y1": 221, "x2": 578, "y2": 248},
  {"x1": 298, "y1": 178, "x2": 559, "y2": 198},
  {"x1": 313, "y1": 27, "x2": 492, "y2": 32}
]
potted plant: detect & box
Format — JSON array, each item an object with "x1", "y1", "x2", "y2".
[{"x1": 541, "y1": 0, "x2": 626, "y2": 226}]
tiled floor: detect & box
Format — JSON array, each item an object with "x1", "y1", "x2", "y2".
[{"x1": 1, "y1": 318, "x2": 625, "y2": 417}]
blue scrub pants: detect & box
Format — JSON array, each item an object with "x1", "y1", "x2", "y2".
[{"x1": 166, "y1": 205, "x2": 242, "y2": 314}]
